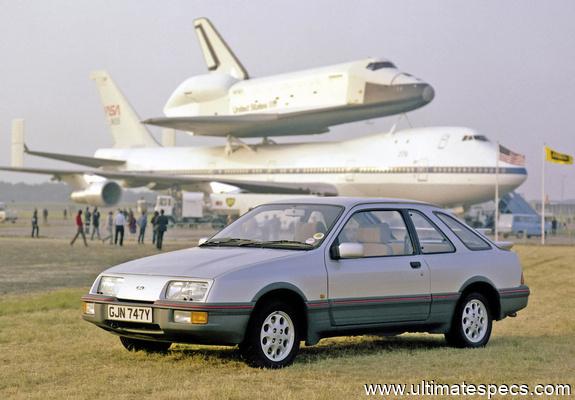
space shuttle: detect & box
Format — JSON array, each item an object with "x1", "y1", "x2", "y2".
[{"x1": 143, "y1": 18, "x2": 435, "y2": 138}]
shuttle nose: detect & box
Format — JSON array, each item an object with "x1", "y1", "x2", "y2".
[
  {"x1": 389, "y1": 73, "x2": 435, "y2": 105},
  {"x1": 421, "y1": 84, "x2": 435, "y2": 103}
]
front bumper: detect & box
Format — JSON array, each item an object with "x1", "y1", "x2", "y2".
[{"x1": 81, "y1": 294, "x2": 253, "y2": 345}]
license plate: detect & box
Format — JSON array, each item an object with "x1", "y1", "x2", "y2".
[{"x1": 107, "y1": 305, "x2": 152, "y2": 323}]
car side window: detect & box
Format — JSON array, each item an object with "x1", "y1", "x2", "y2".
[
  {"x1": 435, "y1": 212, "x2": 492, "y2": 251},
  {"x1": 408, "y1": 210, "x2": 455, "y2": 254},
  {"x1": 337, "y1": 210, "x2": 414, "y2": 257}
]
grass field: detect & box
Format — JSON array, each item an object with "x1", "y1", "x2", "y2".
[{"x1": 0, "y1": 241, "x2": 574, "y2": 399}]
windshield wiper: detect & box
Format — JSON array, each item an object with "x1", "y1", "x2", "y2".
[
  {"x1": 258, "y1": 240, "x2": 314, "y2": 249},
  {"x1": 201, "y1": 238, "x2": 314, "y2": 250},
  {"x1": 200, "y1": 238, "x2": 261, "y2": 247}
]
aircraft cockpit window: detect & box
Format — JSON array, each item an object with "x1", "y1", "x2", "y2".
[
  {"x1": 366, "y1": 61, "x2": 397, "y2": 70},
  {"x1": 462, "y1": 135, "x2": 489, "y2": 142}
]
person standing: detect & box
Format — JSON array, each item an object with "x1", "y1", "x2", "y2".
[
  {"x1": 151, "y1": 211, "x2": 159, "y2": 245},
  {"x1": 137, "y1": 211, "x2": 147, "y2": 244},
  {"x1": 114, "y1": 209, "x2": 126, "y2": 246},
  {"x1": 84, "y1": 207, "x2": 91, "y2": 234},
  {"x1": 101, "y1": 211, "x2": 114, "y2": 245},
  {"x1": 42, "y1": 208, "x2": 48, "y2": 224},
  {"x1": 31, "y1": 209, "x2": 39, "y2": 238},
  {"x1": 551, "y1": 218, "x2": 558, "y2": 236},
  {"x1": 156, "y1": 209, "x2": 169, "y2": 250},
  {"x1": 128, "y1": 210, "x2": 137, "y2": 235},
  {"x1": 70, "y1": 210, "x2": 88, "y2": 246},
  {"x1": 63, "y1": 208, "x2": 68, "y2": 220},
  {"x1": 91, "y1": 207, "x2": 101, "y2": 240}
]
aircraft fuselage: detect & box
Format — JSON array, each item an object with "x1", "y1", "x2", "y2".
[{"x1": 95, "y1": 127, "x2": 526, "y2": 208}]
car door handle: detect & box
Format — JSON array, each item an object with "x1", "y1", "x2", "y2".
[{"x1": 410, "y1": 261, "x2": 421, "y2": 269}]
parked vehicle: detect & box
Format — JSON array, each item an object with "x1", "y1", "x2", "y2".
[
  {"x1": 154, "y1": 193, "x2": 204, "y2": 224},
  {"x1": 82, "y1": 198, "x2": 529, "y2": 368},
  {"x1": 210, "y1": 193, "x2": 317, "y2": 217},
  {"x1": 0, "y1": 202, "x2": 17, "y2": 223},
  {"x1": 498, "y1": 213, "x2": 549, "y2": 238}
]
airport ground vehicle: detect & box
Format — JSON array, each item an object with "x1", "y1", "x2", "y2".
[
  {"x1": 82, "y1": 198, "x2": 529, "y2": 368},
  {"x1": 209, "y1": 192, "x2": 317, "y2": 217},
  {"x1": 498, "y1": 213, "x2": 549, "y2": 238},
  {"x1": 154, "y1": 193, "x2": 204, "y2": 224},
  {"x1": 0, "y1": 202, "x2": 17, "y2": 223},
  {"x1": 154, "y1": 193, "x2": 226, "y2": 228}
]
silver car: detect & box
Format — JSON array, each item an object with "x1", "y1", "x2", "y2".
[{"x1": 82, "y1": 198, "x2": 529, "y2": 368}]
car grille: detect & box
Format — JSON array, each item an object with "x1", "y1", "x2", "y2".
[
  {"x1": 105, "y1": 320, "x2": 163, "y2": 334},
  {"x1": 115, "y1": 299, "x2": 155, "y2": 305}
]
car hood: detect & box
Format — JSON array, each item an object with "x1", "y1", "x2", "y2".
[{"x1": 105, "y1": 246, "x2": 299, "y2": 279}]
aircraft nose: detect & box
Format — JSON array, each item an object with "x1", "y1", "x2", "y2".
[{"x1": 509, "y1": 168, "x2": 528, "y2": 189}]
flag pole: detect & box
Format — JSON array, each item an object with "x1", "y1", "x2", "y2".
[
  {"x1": 541, "y1": 144, "x2": 546, "y2": 245},
  {"x1": 495, "y1": 142, "x2": 499, "y2": 241}
]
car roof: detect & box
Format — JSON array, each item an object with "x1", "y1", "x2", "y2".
[{"x1": 265, "y1": 196, "x2": 438, "y2": 208}]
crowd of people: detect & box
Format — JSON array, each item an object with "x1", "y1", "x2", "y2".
[{"x1": 65, "y1": 207, "x2": 170, "y2": 250}]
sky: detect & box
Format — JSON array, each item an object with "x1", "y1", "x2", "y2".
[{"x1": 0, "y1": 0, "x2": 574, "y2": 201}]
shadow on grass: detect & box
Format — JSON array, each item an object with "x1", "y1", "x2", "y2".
[{"x1": 168, "y1": 335, "x2": 448, "y2": 366}]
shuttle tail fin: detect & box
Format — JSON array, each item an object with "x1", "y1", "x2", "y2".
[
  {"x1": 90, "y1": 70, "x2": 160, "y2": 148},
  {"x1": 194, "y1": 17, "x2": 249, "y2": 80}
]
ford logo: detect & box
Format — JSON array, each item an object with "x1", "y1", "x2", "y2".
[{"x1": 136, "y1": 285, "x2": 145, "y2": 291}]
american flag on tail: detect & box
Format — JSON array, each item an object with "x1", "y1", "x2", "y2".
[{"x1": 499, "y1": 145, "x2": 525, "y2": 166}]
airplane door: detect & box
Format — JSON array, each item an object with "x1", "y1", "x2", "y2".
[
  {"x1": 438, "y1": 134, "x2": 450, "y2": 149},
  {"x1": 415, "y1": 159, "x2": 428, "y2": 182},
  {"x1": 345, "y1": 159, "x2": 356, "y2": 182},
  {"x1": 325, "y1": 209, "x2": 431, "y2": 326},
  {"x1": 267, "y1": 160, "x2": 276, "y2": 181}
]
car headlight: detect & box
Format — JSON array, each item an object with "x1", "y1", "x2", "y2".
[
  {"x1": 165, "y1": 281, "x2": 210, "y2": 302},
  {"x1": 97, "y1": 276, "x2": 124, "y2": 296}
]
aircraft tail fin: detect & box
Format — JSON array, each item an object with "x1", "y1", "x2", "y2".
[
  {"x1": 194, "y1": 17, "x2": 249, "y2": 80},
  {"x1": 90, "y1": 70, "x2": 160, "y2": 148}
]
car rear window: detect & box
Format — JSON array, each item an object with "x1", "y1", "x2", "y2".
[
  {"x1": 435, "y1": 212, "x2": 492, "y2": 251},
  {"x1": 408, "y1": 210, "x2": 455, "y2": 254}
]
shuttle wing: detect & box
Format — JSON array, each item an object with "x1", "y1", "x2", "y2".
[
  {"x1": 143, "y1": 114, "x2": 279, "y2": 136},
  {"x1": 0, "y1": 166, "x2": 338, "y2": 196},
  {"x1": 143, "y1": 113, "x2": 330, "y2": 138}
]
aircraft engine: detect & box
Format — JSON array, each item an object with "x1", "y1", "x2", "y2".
[
  {"x1": 165, "y1": 73, "x2": 237, "y2": 108},
  {"x1": 70, "y1": 181, "x2": 122, "y2": 207}
]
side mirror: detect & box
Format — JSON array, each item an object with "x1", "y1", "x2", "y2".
[
  {"x1": 337, "y1": 242, "x2": 364, "y2": 259},
  {"x1": 198, "y1": 237, "x2": 209, "y2": 246},
  {"x1": 495, "y1": 241, "x2": 514, "y2": 250}
]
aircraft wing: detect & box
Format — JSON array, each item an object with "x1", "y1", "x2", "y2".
[
  {"x1": 0, "y1": 166, "x2": 338, "y2": 196},
  {"x1": 142, "y1": 113, "x2": 330, "y2": 138},
  {"x1": 24, "y1": 146, "x2": 126, "y2": 168}
]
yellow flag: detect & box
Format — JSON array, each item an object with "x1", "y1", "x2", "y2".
[{"x1": 545, "y1": 146, "x2": 573, "y2": 165}]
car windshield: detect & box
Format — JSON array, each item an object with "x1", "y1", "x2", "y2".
[{"x1": 202, "y1": 204, "x2": 343, "y2": 250}]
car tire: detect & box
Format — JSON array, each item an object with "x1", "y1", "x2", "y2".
[
  {"x1": 119, "y1": 336, "x2": 172, "y2": 353},
  {"x1": 240, "y1": 300, "x2": 301, "y2": 368},
  {"x1": 445, "y1": 292, "x2": 492, "y2": 348}
]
